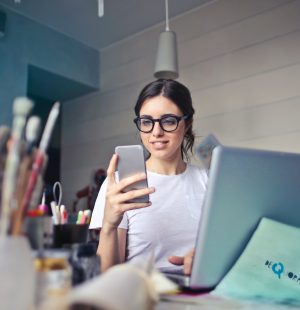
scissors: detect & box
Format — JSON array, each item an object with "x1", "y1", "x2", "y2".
[{"x1": 53, "y1": 181, "x2": 62, "y2": 208}]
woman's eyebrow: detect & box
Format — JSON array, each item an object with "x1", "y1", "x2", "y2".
[
  {"x1": 140, "y1": 113, "x2": 178, "y2": 118},
  {"x1": 140, "y1": 114, "x2": 153, "y2": 118},
  {"x1": 162, "y1": 113, "x2": 178, "y2": 117}
]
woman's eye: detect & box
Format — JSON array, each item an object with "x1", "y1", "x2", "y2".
[
  {"x1": 162, "y1": 117, "x2": 177, "y2": 125},
  {"x1": 141, "y1": 119, "x2": 153, "y2": 127}
]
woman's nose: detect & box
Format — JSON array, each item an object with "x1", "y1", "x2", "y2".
[{"x1": 152, "y1": 121, "x2": 164, "y2": 137}]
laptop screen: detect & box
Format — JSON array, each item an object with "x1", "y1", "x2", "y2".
[{"x1": 191, "y1": 146, "x2": 300, "y2": 290}]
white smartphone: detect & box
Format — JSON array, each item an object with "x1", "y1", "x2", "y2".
[{"x1": 115, "y1": 145, "x2": 149, "y2": 203}]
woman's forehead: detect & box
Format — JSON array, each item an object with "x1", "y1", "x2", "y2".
[{"x1": 140, "y1": 95, "x2": 181, "y2": 115}]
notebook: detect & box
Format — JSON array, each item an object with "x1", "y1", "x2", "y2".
[{"x1": 165, "y1": 146, "x2": 300, "y2": 290}]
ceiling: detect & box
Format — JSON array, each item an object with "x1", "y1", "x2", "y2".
[{"x1": 0, "y1": 0, "x2": 213, "y2": 50}]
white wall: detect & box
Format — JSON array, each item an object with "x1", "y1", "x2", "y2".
[{"x1": 61, "y1": 0, "x2": 300, "y2": 207}]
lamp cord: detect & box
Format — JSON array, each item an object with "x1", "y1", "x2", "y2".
[{"x1": 165, "y1": 0, "x2": 169, "y2": 31}]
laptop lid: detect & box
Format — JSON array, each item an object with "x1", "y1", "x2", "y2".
[{"x1": 190, "y1": 145, "x2": 300, "y2": 290}]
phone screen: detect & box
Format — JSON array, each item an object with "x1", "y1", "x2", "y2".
[{"x1": 115, "y1": 145, "x2": 149, "y2": 203}]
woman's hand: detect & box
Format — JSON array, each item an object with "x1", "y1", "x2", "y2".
[
  {"x1": 168, "y1": 249, "x2": 195, "y2": 275},
  {"x1": 102, "y1": 154, "x2": 155, "y2": 231}
]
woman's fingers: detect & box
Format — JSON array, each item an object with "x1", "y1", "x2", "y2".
[
  {"x1": 107, "y1": 154, "x2": 118, "y2": 186},
  {"x1": 116, "y1": 172, "x2": 147, "y2": 191},
  {"x1": 168, "y1": 249, "x2": 195, "y2": 275},
  {"x1": 118, "y1": 186, "x2": 155, "y2": 203},
  {"x1": 107, "y1": 188, "x2": 154, "y2": 212},
  {"x1": 183, "y1": 251, "x2": 194, "y2": 275},
  {"x1": 119, "y1": 201, "x2": 152, "y2": 212},
  {"x1": 110, "y1": 172, "x2": 153, "y2": 199},
  {"x1": 168, "y1": 255, "x2": 184, "y2": 266},
  {"x1": 107, "y1": 158, "x2": 149, "y2": 194},
  {"x1": 104, "y1": 155, "x2": 155, "y2": 228}
]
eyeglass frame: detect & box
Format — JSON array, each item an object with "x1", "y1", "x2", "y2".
[{"x1": 133, "y1": 114, "x2": 190, "y2": 133}]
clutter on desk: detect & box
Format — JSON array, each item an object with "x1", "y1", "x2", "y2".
[
  {"x1": 213, "y1": 218, "x2": 300, "y2": 306},
  {"x1": 40, "y1": 260, "x2": 178, "y2": 310},
  {"x1": 0, "y1": 98, "x2": 102, "y2": 309},
  {"x1": 0, "y1": 98, "x2": 60, "y2": 236},
  {"x1": 72, "y1": 167, "x2": 106, "y2": 211},
  {"x1": 34, "y1": 249, "x2": 72, "y2": 307},
  {"x1": 70, "y1": 242, "x2": 101, "y2": 286},
  {"x1": 0, "y1": 236, "x2": 35, "y2": 310}
]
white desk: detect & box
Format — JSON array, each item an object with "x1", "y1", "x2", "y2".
[{"x1": 156, "y1": 294, "x2": 299, "y2": 310}]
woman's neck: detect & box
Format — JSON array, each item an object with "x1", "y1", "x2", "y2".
[{"x1": 146, "y1": 156, "x2": 186, "y2": 175}]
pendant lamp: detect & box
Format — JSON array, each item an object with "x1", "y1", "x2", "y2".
[
  {"x1": 154, "y1": 0, "x2": 179, "y2": 79},
  {"x1": 98, "y1": 0, "x2": 104, "y2": 17}
]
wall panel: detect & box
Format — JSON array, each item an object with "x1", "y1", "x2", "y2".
[{"x1": 61, "y1": 0, "x2": 300, "y2": 206}]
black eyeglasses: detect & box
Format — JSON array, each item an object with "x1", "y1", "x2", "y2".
[{"x1": 133, "y1": 114, "x2": 189, "y2": 133}]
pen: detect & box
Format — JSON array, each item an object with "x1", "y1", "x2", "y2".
[
  {"x1": 38, "y1": 190, "x2": 48, "y2": 215},
  {"x1": 79, "y1": 211, "x2": 87, "y2": 225},
  {"x1": 76, "y1": 210, "x2": 83, "y2": 224},
  {"x1": 60, "y1": 205, "x2": 68, "y2": 224},
  {"x1": 50, "y1": 201, "x2": 59, "y2": 225},
  {"x1": 83, "y1": 209, "x2": 91, "y2": 224}
]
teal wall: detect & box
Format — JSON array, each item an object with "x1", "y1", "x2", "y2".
[{"x1": 0, "y1": 5, "x2": 99, "y2": 125}]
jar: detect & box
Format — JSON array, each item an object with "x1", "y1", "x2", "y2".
[{"x1": 34, "y1": 250, "x2": 72, "y2": 306}]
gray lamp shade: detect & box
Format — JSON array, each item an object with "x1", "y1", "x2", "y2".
[{"x1": 154, "y1": 30, "x2": 179, "y2": 79}]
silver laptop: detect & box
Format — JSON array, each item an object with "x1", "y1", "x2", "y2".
[{"x1": 166, "y1": 145, "x2": 300, "y2": 290}]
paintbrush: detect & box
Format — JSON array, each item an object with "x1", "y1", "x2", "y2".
[
  {"x1": 16, "y1": 116, "x2": 41, "y2": 209},
  {"x1": 0, "y1": 126, "x2": 10, "y2": 156},
  {"x1": 12, "y1": 102, "x2": 60, "y2": 235},
  {"x1": 0, "y1": 126, "x2": 11, "y2": 211},
  {"x1": 0, "y1": 97, "x2": 33, "y2": 236}
]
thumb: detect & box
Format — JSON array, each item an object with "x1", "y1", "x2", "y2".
[{"x1": 168, "y1": 255, "x2": 184, "y2": 266}]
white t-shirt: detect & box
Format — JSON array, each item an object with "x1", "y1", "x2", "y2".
[{"x1": 90, "y1": 164, "x2": 208, "y2": 271}]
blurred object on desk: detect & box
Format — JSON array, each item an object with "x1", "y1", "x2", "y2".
[
  {"x1": 40, "y1": 263, "x2": 160, "y2": 310},
  {"x1": 70, "y1": 242, "x2": 100, "y2": 286},
  {"x1": 24, "y1": 215, "x2": 53, "y2": 250},
  {"x1": 72, "y1": 168, "x2": 106, "y2": 212},
  {"x1": 34, "y1": 249, "x2": 72, "y2": 307},
  {"x1": 0, "y1": 236, "x2": 35, "y2": 309}
]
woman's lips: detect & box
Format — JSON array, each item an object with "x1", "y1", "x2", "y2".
[{"x1": 150, "y1": 141, "x2": 168, "y2": 149}]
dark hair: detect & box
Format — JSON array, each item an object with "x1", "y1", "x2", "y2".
[{"x1": 134, "y1": 79, "x2": 195, "y2": 161}]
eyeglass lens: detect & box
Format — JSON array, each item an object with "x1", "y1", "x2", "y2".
[{"x1": 138, "y1": 116, "x2": 180, "y2": 132}]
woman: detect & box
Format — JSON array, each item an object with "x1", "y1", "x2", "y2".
[{"x1": 90, "y1": 79, "x2": 207, "y2": 274}]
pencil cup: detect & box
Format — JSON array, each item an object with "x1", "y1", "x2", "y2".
[
  {"x1": 53, "y1": 224, "x2": 89, "y2": 248},
  {"x1": 0, "y1": 236, "x2": 35, "y2": 309},
  {"x1": 24, "y1": 216, "x2": 53, "y2": 250}
]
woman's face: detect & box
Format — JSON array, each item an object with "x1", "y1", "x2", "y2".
[{"x1": 139, "y1": 95, "x2": 186, "y2": 162}]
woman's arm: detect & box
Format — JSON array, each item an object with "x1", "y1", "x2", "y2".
[
  {"x1": 96, "y1": 154, "x2": 155, "y2": 272},
  {"x1": 97, "y1": 227, "x2": 127, "y2": 272}
]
